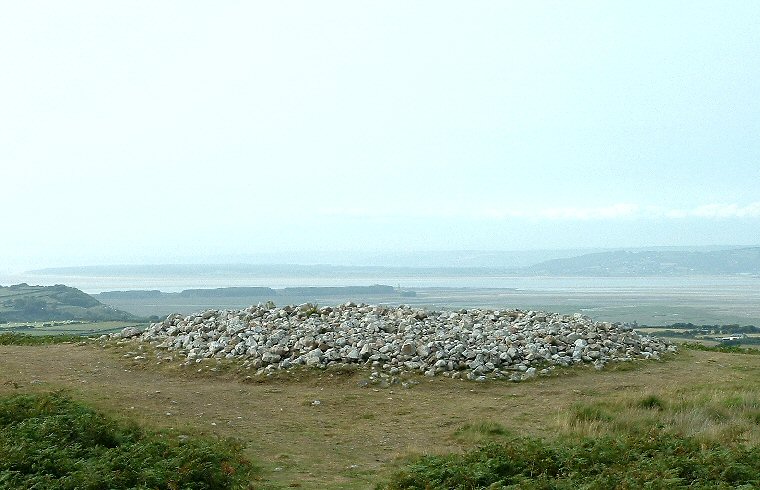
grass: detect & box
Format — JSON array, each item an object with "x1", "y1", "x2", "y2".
[
  {"x1": 0, "y1": 320, "x2": 147, "y2": 336},
  {"x1": 1, "y1": 342, "x2": 759, "y2": 488},
  {"x1": 0, "y1": 391, "x2": 260, "y2": 489},
  {"x1": 681, "y1": 342, "x2": 760, "y2": 355},
  {"x1": 452, "y1": 421, "x2": 513, "y2": 445},
  {"x1": 0, "y1": 332, "x2": 87, "y2": 345},
  {"x1": 555, "y1": 388, "x2": 760, "y2": 447},
  {"x1": 636, "y1": 393, "x2": 667, "y2": 410},
  {"x1": 569, "y1": 403, "x2": 614, "y2": 423},
  {"x1": 381, "y1": 346, "x2": 760, "y2": 489},
  {"x1": 381, "y1": 430, "x2": 760, "y2": 489}
]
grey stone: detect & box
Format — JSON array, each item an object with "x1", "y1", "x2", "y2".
[
  {"x1": 131, "y1": 302, "x2": 673, "y2": 381},
  {"x1": 400, "y1": 342, "x2": 416, "y2": 356},
  {"x1": 119, "y1": 326, "x2": 141, "y2": 338}
]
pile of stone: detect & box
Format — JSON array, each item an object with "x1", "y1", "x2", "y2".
[{"x1": 124, "y1": 302, "x2": 675, "y2": 381}]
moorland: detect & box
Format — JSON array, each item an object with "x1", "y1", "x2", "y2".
[{"x1": 1, "y1": 337, "x2": 759, "y2": 488}]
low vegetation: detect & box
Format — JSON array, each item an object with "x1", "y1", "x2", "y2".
[
  {"x1": 1, "y1": 337, "x2": 759, "y2": 488},
  {"x1": 681, "y1": 342, "x2": 760, "y2": 355},
  {"x1": 382, "y1": 429, "x2": 760, "y2": 489},
  {"x1": 383, "y1": 360, "x2": 760, "y2": 489},
  {"x1": 0, "y1": 391, "x2": 259, "y2": 489},
  {"x1": 0, "y1": 332, "x2": 85, "y2": 345},
  {"x1": 557, "y1": 393, "x2": 760, "y2": 447}
]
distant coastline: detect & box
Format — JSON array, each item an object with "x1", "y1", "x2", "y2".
[{"x1": 26, "y1": 246, "x2": 760, "y2": 279}]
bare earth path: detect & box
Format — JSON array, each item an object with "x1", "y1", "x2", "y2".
[{"x1": 1, "y1": 342, "x2": 758, "y2": 488}]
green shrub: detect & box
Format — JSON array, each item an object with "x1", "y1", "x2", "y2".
[
  {"x1": 381, "y1": 430, "x2": 760, "y2": 489},
  {"x1": 0, "y1": 391, "x2": 259, "y2": 489}
]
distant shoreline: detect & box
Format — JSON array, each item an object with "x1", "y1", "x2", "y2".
[{"x1": 77, "y1": 280, "x2": 760, "y2": 327}]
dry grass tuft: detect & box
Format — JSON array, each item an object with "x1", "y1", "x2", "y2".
[{"x1": 556, "y1": 386, "x2": 760, "y2": 446}]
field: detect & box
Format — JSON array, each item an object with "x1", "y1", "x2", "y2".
[
  {"x1": 0, "y1": 320, "x2": 147, "y2": 336},
  {"x1": 2, "y1": 339, "x2": 759, "y2": 488}
]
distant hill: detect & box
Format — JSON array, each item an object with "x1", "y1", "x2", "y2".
[
  {"x1": 93, "y1": 285, "x2": 405, "y2": 317},
  {"x1": 29, "y1": 263, "x2": 516, "y2": 278},
  {"x1": 0, "y1": 283, "x2": 140, "y2": 323},
  {"x1": 26, "y1": 250, "x2": 599, "y2": 270},
  {"x1": 96, "y1": 284, "x2": 397, "y2": 300},
  {"x1": 520, "y1": 247, "x2": 760, "y2": 276}
]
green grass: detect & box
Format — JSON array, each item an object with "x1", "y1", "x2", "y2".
[
  {"x1": 681, "y1": 342, "x2": 760, "y2": 355},
  {"x1": 635, "y1": 394, "x2": 667, "y2": 411},
  {"x1": 453, "y1": 421, "x2": 513, "y2": 445},
  {"x1": 558, "y1": 390, "x2": 760, "y2": 447},
  {"x1": 0, "y1": 391, "x2": 260, "y2": 489},
  {"x1": 0, "y1": 332, "x2": 86, "y2": 345},
  {"x1": 0, "y1": 320, "x2": 147, "y2": 336},
  {"x1": 570, "y1": 403, "x2": 614, "y2": 423},
  {"x1": 381, "y1": 430, "x2": 760, "y2": 489},
  {"x1": 384, "y1": 354, "x2": 760, "y2": 490}
]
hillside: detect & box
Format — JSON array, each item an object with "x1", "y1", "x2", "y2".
[
  {"x1": 98, "y1": 284, "x2": 395, "y2": 300},
  {"x1": 93, "y1": 285, "x2": 405, "y2": 317},
  {"x1": 521, "y1": 247, "x2": 760, "y2": 276},
  {"x1": 0, "y1": 283, "x2": 139, "y2": 323}
]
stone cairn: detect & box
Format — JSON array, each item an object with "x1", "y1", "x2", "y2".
[{"x1": 122, "y1": 302, "x2": 675, "y2": 381}]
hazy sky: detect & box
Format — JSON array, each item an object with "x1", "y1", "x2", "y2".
[{"x1": 2, "y1": 1, "x2": 759, "y2": 269}]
